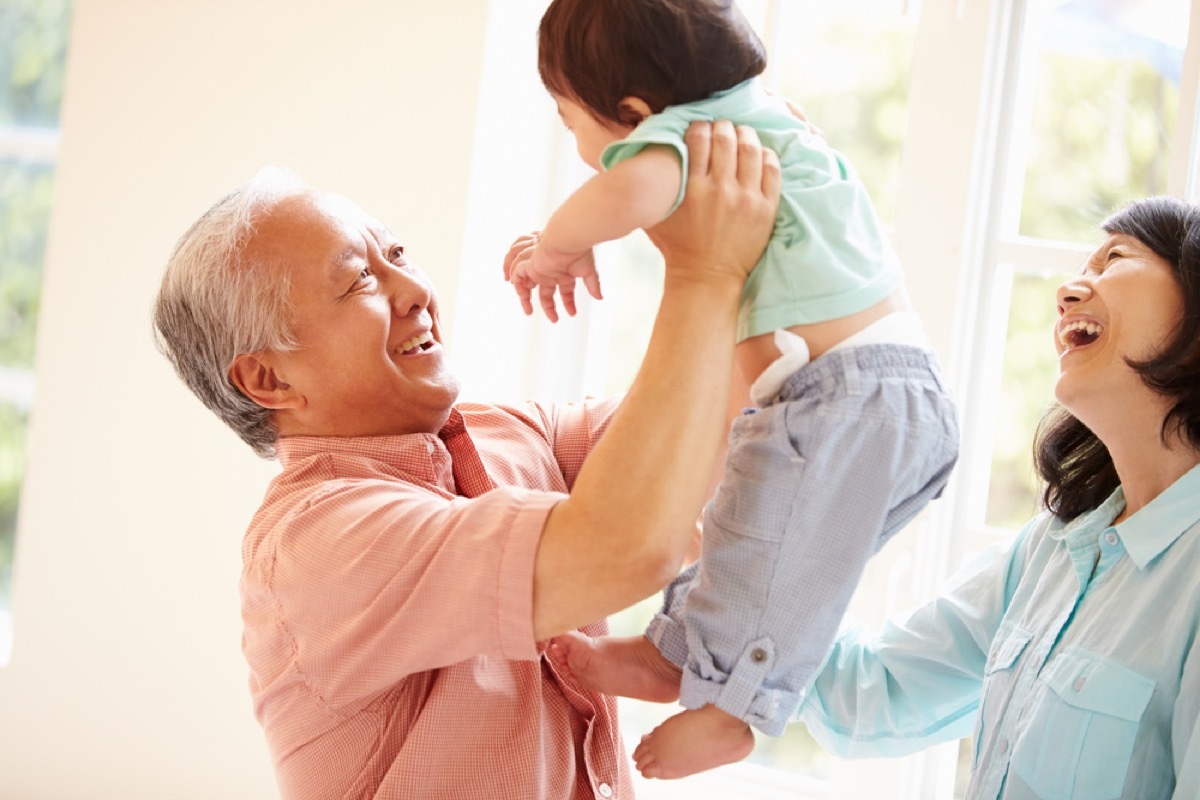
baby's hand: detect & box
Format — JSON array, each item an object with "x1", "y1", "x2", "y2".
[
  {"x1": 503, "y1": 233, "x2": 602, "y2": 322},
  {"x1": 503, "y1": 232, "x2": 541, "y2": 316},
  {"x1": 531, "y1": 244, "x2": 601, "y2": 321}
]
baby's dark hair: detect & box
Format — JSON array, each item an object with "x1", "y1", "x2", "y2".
[{"x1": 538, "y1": 0, "x2": 767, "y2": 126}]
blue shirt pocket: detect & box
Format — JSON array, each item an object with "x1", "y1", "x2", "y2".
[
  {"x1": 1011, "y1": 648, "x2": 1155, "y2": 800},
  {"x1": 975, "y1": 623, "x2": 1033, "y2": 767}
]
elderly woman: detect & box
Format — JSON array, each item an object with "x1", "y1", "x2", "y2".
[
  {"x1": 794, "y1": 194, "x2": 1200, "y2": 798},
  {"x1": 555, "y1": 195, "x2": 1200, "y2": 796}
]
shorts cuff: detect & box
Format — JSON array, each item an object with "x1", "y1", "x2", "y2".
[
  {"x1": 678, "y1": 637, "x2": 801, "y2": 736},
  {"x1": 645, "y1": 613, "x2": 689, "y2": 669}
]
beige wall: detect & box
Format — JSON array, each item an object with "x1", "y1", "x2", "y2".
[{"x1": 0, "y1": 1, "x2": 495, "y2": 796}]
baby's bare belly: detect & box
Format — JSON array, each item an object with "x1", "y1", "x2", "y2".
[{"x1": 735, "y1": 290, "x2": 909, "y2": 385}]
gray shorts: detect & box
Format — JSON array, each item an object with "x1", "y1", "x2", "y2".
[{"x1": 647, "y1": 344, "x2": 959, "y2": 735}]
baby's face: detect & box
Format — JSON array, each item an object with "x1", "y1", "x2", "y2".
[{"x1": 553, "y1": 94, "x2": 633, "y2": 170}]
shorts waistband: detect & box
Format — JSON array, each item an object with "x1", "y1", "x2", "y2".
[{"x1": 774, "y1": 344, "x2": 945, "y2": 403}]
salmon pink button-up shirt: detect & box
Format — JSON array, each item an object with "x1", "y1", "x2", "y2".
[{"x1": 240, "y1": 398, "x2": 632, "y2": 800}]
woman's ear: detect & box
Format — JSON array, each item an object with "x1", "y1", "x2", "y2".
[
  {"x1": 616, "y1": 96, "x2": 653, "y2": 127},
  {"x1": 229, "y1": 353, "x2": 303, "y2": 410}
]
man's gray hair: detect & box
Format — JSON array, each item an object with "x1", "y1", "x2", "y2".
[{"x1": 152, "y1": 166, "x2": 308, "y2": 459}]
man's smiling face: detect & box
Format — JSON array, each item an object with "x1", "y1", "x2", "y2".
[{"x1": 245, "y1": 191, "x2": 460, "y2": 438}]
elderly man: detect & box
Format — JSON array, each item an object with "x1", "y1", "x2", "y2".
[{"x1": 153, "y1": 121, "x2": 779, "y2": 800}]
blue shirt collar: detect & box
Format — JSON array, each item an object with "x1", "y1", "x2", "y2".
[
  {"x1": 1047, "y1": 463, "x2": 1200, "y2": 570},
  {"x1": 1117, "y1": 462, "x2": 1200, "y2": 569}
]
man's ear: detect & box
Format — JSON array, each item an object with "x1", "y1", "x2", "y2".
[
  {"x1": 616, "y1": 96, "x2": 653, "y2": 127},
  {"x1": 229, "y1": 353, "x2": 303, "y2": 410}
]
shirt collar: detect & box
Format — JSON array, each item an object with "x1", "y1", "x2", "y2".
[
  {"x1": 1117, "y1": 462, "x2": 1200, "y2": 569},
  {"x1": 1052, "y1": 488, "x2": 1125, "y2": 542},
  {"x1": 276, "y1": 409, "x2": 466, "y2": 466},
  {"x1": 274, "y1": 413, "x2": 467, "y2": 493}
]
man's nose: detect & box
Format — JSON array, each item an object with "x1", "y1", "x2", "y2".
[{"x1": 380, "y1": 263, "x2": 429, "y2": 318}]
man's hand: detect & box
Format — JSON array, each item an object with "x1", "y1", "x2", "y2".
[
  {"x1": 646, "y1": 120, "x2": 781, "y2": 289},
  {"x1": 532, "y1": 121, "x2": 780, "y2": 640}
]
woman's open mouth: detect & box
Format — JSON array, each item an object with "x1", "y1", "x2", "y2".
[{"x1": 1058, "y1": 319, "x2": 1103, "y2": 350}]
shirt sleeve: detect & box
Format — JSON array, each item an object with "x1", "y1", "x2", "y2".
[
  {"x1": 599, "y1": 113, "x2": 688, "y2": 216},
  {"x1": 500, "y1": 395, "x2": 622, "y2": 491},
  {"x1": 545, "y1": 395, "x2": 622, "y2": 489},
  {"x1": 256, "y1": 480, "x2": 559, "y2": 709},
  {"x1": 797, "y1": 525, "x2": 1034, "y2": 757}
]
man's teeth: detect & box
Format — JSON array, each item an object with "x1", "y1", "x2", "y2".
[
  {"x1": 398, "y1": 331, "x2": 433, "y2": 353},
  {"x1": 1060, "y1": 320, "x2": 1102, "y2": 347}
]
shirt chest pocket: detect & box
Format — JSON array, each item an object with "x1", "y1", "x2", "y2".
[
  {"x1": 974, "y1": 624, "x2": 1033, "y2": 767},
  {"x1": 1011, "y1": 648, "x2": 1155, "y2": 800}
]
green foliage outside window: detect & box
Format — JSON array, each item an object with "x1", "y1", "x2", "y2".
[
  {"x1": 1020, "y1": 53, "x2": 1177, "y2": 243},
  {"x1": 0, "y1": 0, "x2": 73, "y2": 127},
  {"x1": 0, "y1": 0, "x2": 74, "y2": 619},
  {"x1": 987, "y1": 52, "x2": 1179, "y2": 531}
]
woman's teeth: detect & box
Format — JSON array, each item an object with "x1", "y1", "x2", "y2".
[{"x1": 1059, "y1": 320, "x2": 1102, "y2": 348}]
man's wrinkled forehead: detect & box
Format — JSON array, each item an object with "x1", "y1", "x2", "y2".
[
  {"x1": 245, "y1": 190, "x2": 390, "y2": 266},
  {"x1": 314, "y1": 190, "x2": 389, "y2": 234}
]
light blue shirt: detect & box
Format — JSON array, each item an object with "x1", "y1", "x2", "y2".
[
  {"x1": 798, "y1": 464, "x2": 1200, "y2": 799},
  {"x1": 600, "y1": 79, "x2": 901, "y2": 341}
]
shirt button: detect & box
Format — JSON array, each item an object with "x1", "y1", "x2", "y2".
[
  {"x1": 751, "y1": 648, "x2": 767, "y2": 663},
  {"x1": 998, "y1": 738, "x2": 1009, "y2": 754},
  {"x1": 598, "y1": 782, "x2": 613, "y2": 798},
  {"x1": 1104, "y1": 531, "x2": 1119, "y2": 546},
  {"x1": 1073, "y1": 677, "x2": 1087, "y2": 692}
]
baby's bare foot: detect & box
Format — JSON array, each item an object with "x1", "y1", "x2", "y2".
[
  {"x1": 548, "y1": 633, "x2": 681, "y2": 702},
  {"x1": 632, "y1": 704, "x2": 755, "y2": 779}
]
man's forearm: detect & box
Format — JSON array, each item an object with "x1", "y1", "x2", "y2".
[
  {"x1": 532, "y1": 120, "x2": 779, "y2": 640},
  {"x1": 534, "y1": 273, "x2": 740, "y2": 638}
]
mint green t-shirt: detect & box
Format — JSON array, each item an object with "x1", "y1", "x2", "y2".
[{"x1": 600, "y1": 79, "x2": 902, "y2": 341}]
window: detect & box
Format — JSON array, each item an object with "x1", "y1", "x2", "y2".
[
  {"x1": 460, "y1": 0, "x2": 1200, "y2": 796},
  {"x1": 591, "y1": 3, "x2": 930, "y2": 797},
  {"x1": 0, "y1": 0, "x2": 75, "y2": 666},
  {"x1": 973, "y1": 0, "x2": 1193, "y2": 534}
]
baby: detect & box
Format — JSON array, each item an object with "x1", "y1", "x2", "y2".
[{"x1": 504, "y1": 0, "x2": 960, "y2": 780}]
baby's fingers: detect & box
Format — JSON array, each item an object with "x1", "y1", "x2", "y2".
[
  {"x1": 538, "y1": 284, "x2": 561, "y2": 323},
  {"x1": 503, "y1": 233, "x2": 540, "y2": 281},
  {"x1": 582, "y1": 271, "x2": 603, "y2": 302},
  {"x1": 511, "y1": 277, "x2": 535, "y2": 316},
  {"x1": 558, "y1": 277, "x2": 580, "y2": 318}
]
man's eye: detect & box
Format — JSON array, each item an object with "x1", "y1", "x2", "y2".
[{"x1": 389, "y1": 244, "x2": 406, "y2": 263}]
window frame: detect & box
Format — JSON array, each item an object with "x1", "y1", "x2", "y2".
[{"x1": 457, "y1": 0, "x2": 1200, "y2": 795}]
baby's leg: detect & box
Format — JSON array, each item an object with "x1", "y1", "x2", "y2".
[
  {"x1": 633, "y1": 704, "x2": 755, "y2": 779},
  {"x1": 548, "y1": 633, "x2": 682, "y2": 702}
]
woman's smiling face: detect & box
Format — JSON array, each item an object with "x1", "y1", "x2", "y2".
[{"x1": 1053, "y1": 232, "x2": 1183, "y2": 416}]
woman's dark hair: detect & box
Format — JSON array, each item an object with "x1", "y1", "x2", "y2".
[
  {"x1": 537, "y1": 0, "x2": 767, "y2": 125},
  {"x1": 1035, "y1": 195, "x2": 1200, "y2": 519}
]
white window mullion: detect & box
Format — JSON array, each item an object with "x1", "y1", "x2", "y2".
[
  {"x1": 0, "y1": 125, "x2": 60, "y2": 163},
  {"x1": 1170, "y1": 0, "x2": 1200, "y2": 199}
]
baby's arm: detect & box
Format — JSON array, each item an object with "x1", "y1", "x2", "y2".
[
  {"x1": 541, "y1": 144, "x2": 683, "y2": 258},
  {"x1": 509, "y1": 146, "x2": 684, "y2": 320}
]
